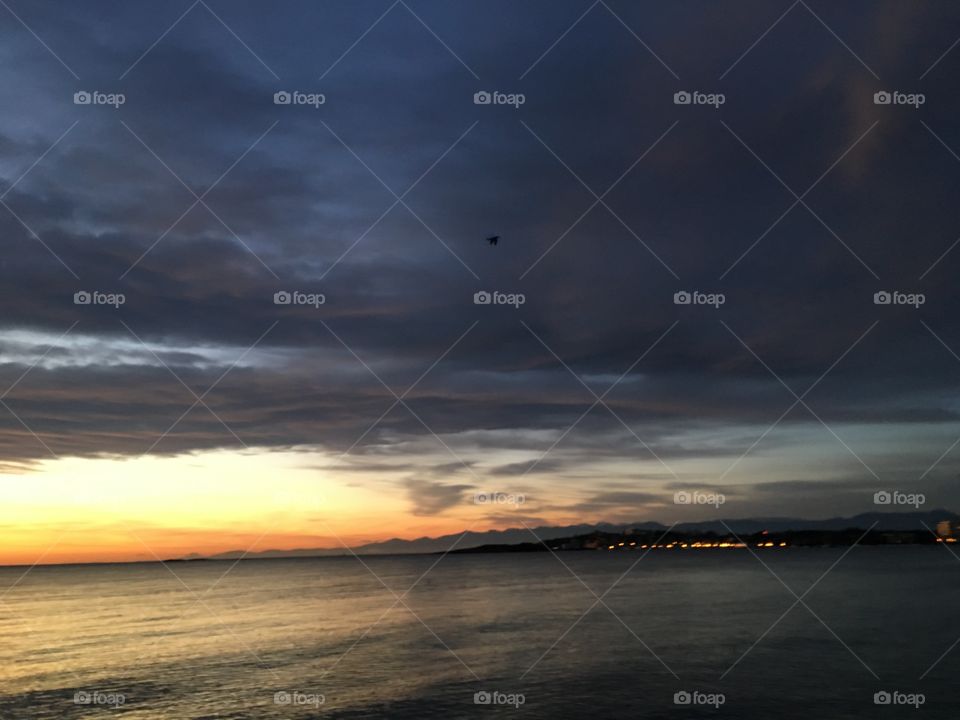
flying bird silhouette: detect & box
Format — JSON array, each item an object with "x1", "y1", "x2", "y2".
[{"x1": 486, "y1": 235, "x2": 499, "y2": 246}]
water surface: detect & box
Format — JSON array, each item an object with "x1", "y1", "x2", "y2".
[{"x1": 0, "y1": 548, "x2": 957, "y2": 718}]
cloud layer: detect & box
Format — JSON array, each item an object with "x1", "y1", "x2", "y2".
[{"x1": 2, "y1": 0, "x2": 960, "y2": 520}]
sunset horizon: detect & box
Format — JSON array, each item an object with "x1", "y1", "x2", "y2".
[{"x1": 3, "y1": 0, "x2": 960, "y2": 716}]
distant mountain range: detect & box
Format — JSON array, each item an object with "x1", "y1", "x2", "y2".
[{"x1": 191, "y1": 509, "x2": 959, "y2": 560}]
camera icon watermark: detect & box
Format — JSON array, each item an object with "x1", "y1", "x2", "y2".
[
  {"x1": 673, "y1": 690, "x2": 725, "y2": 708},
  {"x1": 473, "y1": 290, "x2": 525, "y2": 308},
  {"x1": 474, "y1": 491, "x2": 525, "y2": 508},
  {"x1": 274, "y1": 691, "x2": 325, "y2": 708},
  {"x1": 873, "y1": 490, "x2": 925, "y2": 508},
  {"x1": 873, "y1": 290, "x2": 924, "y2": 308},
  {"x1": 674, "y1": 290, "x2": 724, "y2": 308},
  {"x1": 74, "y1": 90, "x2": 125, "y2": 108},
  {"x1": 74, "y1": 690, "x2": 125, "y2": 708},
  {"x1": 473, "y1": 90, "x2": 525, "y2": 108},
  {"x1": 473, "y1": 690, "x2": 525, "y2": 708},
  {"x1": 873, "y1": 690, "x2": 924, "y2": 707},
  {"x1": 273, "y1": 290, "x2": 325, "y2": 308},
  {"x1": 73, "y1": 290, "x2": 125, "y2": 308},
  {"x1": 873, "y1": 90, "x2": 924, "y2": 108},
  {"x1": 673, "y1": 90, "x2": 725, "y2": 108},
  {"x1": 274, "y1": 90, "x2": 325, "y2": 108},
  {"x1": 674, "y1": 490, "x2": 725, "y2": 508}
]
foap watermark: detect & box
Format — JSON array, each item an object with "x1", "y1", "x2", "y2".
[
  {"x1": 873, "y1": 90, "x2": 924, "y2": 108},
  {"x1": 674, "y1": 490, "x2": 725, "y2": 508},
  {"x1": 74, "y1": 90, "x2": 125, "y2": 108},
  {"x1": 473, "y1": 690, "x2": 525, "y2": 708},
  {"x1": 274, "y1": 90, "x2": 325, "y2": 108},
  {"x1": 474, "y1": 90, "x2": 525, "y2": 108},
  {"x1": 474, "y1": 290, "x2": 525, "y2": 308},
  {"x1": 673, "y1": 90, "x2": 725, "y2": 108},
  {"x1": 474, "y1": 491, "x2": 525, "y2": 508},
  {"x1": 74, "y1": 690, "x2": 125, "y2": 709},
  {"x1": 674, "y1": 290, "x2": 724, "y2": 308},
  {"x1": 874, "y1": 490, "x2": 925, "y2": 508},
  {"x1": 274, "y1": 290, "x2": 325, "y2": 308},
  {"x1": 874, "y1": 690, "x2": 925, "y2": 708},
  {"x1": 274, "y1": 691, "x2": 325, "y2": 708},
  {"x1": 74, "y1": 290, "x2": 125, "y2": 308},
  {"x1": 873, "y1": 290, "x2": 924, "y2": 308},
  {"x1": 674, "y1": 690, "x2": 725, "y2": 708}
]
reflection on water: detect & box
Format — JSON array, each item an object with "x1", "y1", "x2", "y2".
[{"x1": 0, "y1": 548, "x2": 957, "y2": 718}]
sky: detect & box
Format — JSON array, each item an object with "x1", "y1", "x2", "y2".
[{"x1": 1, "y1": 0, "x2": 960, "y2": 564}]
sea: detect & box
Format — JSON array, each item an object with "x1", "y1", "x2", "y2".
[{"x1": 0, "y1": 547, "x2": 956, "y2": 718}]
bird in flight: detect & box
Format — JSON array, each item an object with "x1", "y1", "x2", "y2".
[{"x1": 486, "y1": 235, "x2": 499, "y2": 246}]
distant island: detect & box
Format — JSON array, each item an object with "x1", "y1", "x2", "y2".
[
  {"x1": 188, "y1": 509, "x2": 959, "y2": 561},
  {"x1": 450, "y1": 525, "x2": 959, "y2": 554}
]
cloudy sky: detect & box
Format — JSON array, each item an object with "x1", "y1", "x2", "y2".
[{"x1": 1, "y1": 0, "x2": 960, "y2": 563}]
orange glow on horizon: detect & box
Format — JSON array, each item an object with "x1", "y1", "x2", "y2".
[{"x1": 0, "y1": 449, "x2": 517, "y2": 566}]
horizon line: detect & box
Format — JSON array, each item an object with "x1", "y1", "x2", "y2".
[{"x1": 2, "y1": 507, "x2": 954, "y2": 570}]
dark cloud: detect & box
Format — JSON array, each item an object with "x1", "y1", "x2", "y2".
[
  {"x1": 403, "y1": 479, "x2": 474, "y2": 516},
  {"x1": 566, "y1": 490, "x2": 666, "y2": 515},
  {"x1": 2, "y1": 0, "x2": 960, "y2": 516},
  {"x1": 488, "y1": 458, "x2": 569, "y2": 477}
]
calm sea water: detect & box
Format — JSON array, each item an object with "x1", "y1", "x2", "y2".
[{"x1": 0, "y1": 548, "x2": 957, "y2": 718}]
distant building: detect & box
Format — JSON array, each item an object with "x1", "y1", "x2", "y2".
[{"x1": 936, "y1": 520, "x2": 956, "y2": 538}]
